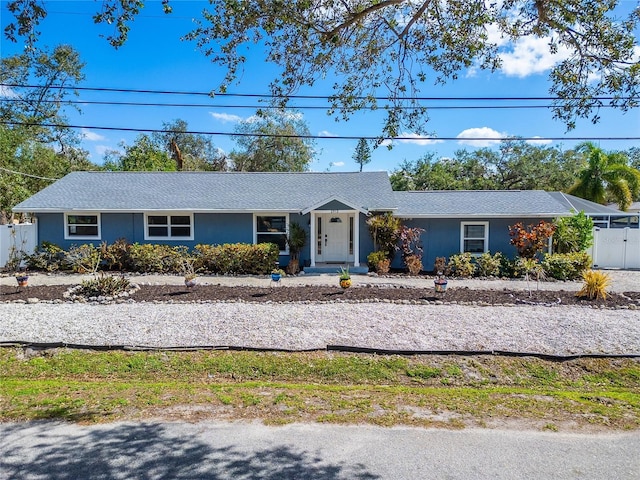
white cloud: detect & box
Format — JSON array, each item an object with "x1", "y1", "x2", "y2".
[
  {"x1": 331, "y1": 161, "x2": 345, "y2": 167},
  {"x1": 396, "y1": 132, "x2": 444, "y2": 146},
  {"x1": 81, "y1": 128, "x2": 106, "y2": 141},
  {"x1": 379, "y1": 139, "x2": 393, "y2": 147},
  {"x1": 499, "y1": 35, "x2": 572, "y2": 77},
  {"x1": 456, "y1": 127, "x2": 505, "y2": 147},
  {"x1": 318, "y1": 130, "x2": 336, "y2": 137},
  {"x1": 0, "y1": 85, "x2": 17, "y2": 98},
  {"x1": 210, "y1": 112, "x2": 243, "y2": 123},
  {"x1": 526, "y1": 136, "x2": 553, "y2": 146}
]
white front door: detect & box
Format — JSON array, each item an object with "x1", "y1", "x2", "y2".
[{"x1": 316, "y1": 213, "x2": 351, "y2": 263}]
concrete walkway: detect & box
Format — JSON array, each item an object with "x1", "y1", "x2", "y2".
[{"x1": 1, "y1": 269, "x2": 639, "y2": 292}]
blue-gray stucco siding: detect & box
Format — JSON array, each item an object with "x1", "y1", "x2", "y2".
[
  {"x1": 395, "y1": 217, "x2": 554, "y2": 271},
  {"x1": 36, "y1": 212, "x2": 312, "y2": 265}
]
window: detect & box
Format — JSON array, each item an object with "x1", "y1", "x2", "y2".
[
  {"x1": 144, "y1": 214, "x2": 193, "y2": 240},
  {"x1": 65, "y1": 213, "x2": 100, "y2": 239},
  {"x1": 255, "y1": 214, "x2": 288, "y2": 252},
  {"x1": 461, "y1": 222, "x2": 488, "y2": 254}
]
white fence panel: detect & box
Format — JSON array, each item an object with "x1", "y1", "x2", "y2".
[
  {"x1": 592, "y1": 227, "x2": 640, "y2": 269},
  {"x1": 0, "y1": 223, "x2": 37, "y2": 269}
]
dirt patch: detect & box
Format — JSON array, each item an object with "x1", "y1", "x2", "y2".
[{"x1": 2, "y1": 283, "x2": 639, "y2": 308}]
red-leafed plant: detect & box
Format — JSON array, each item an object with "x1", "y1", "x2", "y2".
[{"x1": 508, "y1": 221, "x2": 556, "y2": 259}]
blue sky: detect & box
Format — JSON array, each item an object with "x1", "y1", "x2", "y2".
[{"x1": 1, "y1": 0, "x2": 639, "y2": 173}]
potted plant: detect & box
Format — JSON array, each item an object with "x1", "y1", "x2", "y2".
[
  {"x1": 271, "y1": 268, "x2": 286, "y2": 283},
  {"x1": 286, "y1": 222, "x2": 307, "y2": 274},
  {"x1": 15, "y1": 271, "x2": 29, "y2": 287},
  {"x1": 338, "y1": 266, "x2": 352, "y2": 289},
  {"x1": 434, "y1": 271, "x2": 448, "y2": 293}
]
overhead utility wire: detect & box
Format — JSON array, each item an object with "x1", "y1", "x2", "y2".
[
  {"x1": 2, "y1": 84, "x2": 635, "y2": 102},
  {"x1": 0, "y1": 98, "x2": 594, "y2": 110},
  {"x1": 3, "y1": 120, "x2": 638, "y2": 142},
  {"x1": 0, "y1": 166, "x2": 59, "y2": 181}
]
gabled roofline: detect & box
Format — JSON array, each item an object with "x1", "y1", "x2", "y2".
[{"x1": 301, "y1": 195, "x2": 379, "y2": 215}]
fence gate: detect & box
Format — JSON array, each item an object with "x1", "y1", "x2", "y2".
[
  {"x1": 591, "y1": 227, "x2": 640, "y2": 269},
  {"x1": 0, "y1": 223, "x2": 38, "y2": 269}
]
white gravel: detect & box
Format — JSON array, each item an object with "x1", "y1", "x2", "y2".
[{"x1": 0, "y1": 302, "x2": 639, "y2": 356}]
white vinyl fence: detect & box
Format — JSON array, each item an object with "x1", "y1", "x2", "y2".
[
  {"x1": 591, "y1": 227, "x2": 640, "y2": 270},
  {"x1": 0, "y1": 223, "x2": 37, "y2": 269}
]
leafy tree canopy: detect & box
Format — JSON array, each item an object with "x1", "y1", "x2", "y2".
[
  {"x1": 5, "y1": 1, "x2": 640, "y2": 136},
  {"x1": 229, "y1": 110, "x2": 315, "y2": 172},
  {"x1": 568, "y1": 141, "x2": 640, "y2": 210},
  {"x1": 390, "y1": 139, "x2": 582, "y2": 191},
  {"x1": 0, "y1": 44, "x2": 85, "y2": 149},
  {"x1": 353, "y1": 138, "x2": 371, "y2": 172}
]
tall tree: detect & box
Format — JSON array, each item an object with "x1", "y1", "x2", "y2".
[
  {"x1": 568, "y1": 142, "x2": 640, "y2": 211},
  {"x1": 6, "y1": 1, "x2": 640, "y2": 136},
  {"x1": 102, "y1": 134, "x2": 175, "y2": 172},
  {"x1": 152, "y1": 119, "x2": 227, "y2": 171},
  {"x1": 230, "y1": 110, "x2": 315, "y2": 172},
  {"x1": 0, "y1": 44, "x2": 85, "y2": 150},
  {"x1": 353, "y1": 138, "x2": 371, "y2": 172}
]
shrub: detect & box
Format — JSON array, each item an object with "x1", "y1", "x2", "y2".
[
  {"x1": 77, "y1": 273, "x2": 132, "y2": 297},
  {"x1": 447, "y1": 253, "x2": 475, "y2": 278},
  {"x1": 474, "y1": 252, "x2": 503, "y2": 277},
  {"x1": 509, "y1": 221, "x2": 556, "y2": 259},
  {"x1": 366, "y1": 212, "x2": 401, "y2": 260},
  {"x1": 367, "y1": 251, "x2": 390, "y2": 274},
  {"x1": 26, "y1": 242, "x2": 68, "y2": 272},
  {"x1": 433, "y1": 256, "x2": 450, "y2": 275},
  {"x1": 542, "y1": 252, "x2": 592, "y2": 280},
  {"x1": 100, "y1": 239, "x2": 132, "y2": 271},
  {"x1": 553, "y1": 211, "x2": 594, "y2": 254},
  {"x1": 128, "y1": 244, "x2": 188, "y2": 273},
  {"x1": 404, "y1": 254, "x2": 423, "y2": 275},
  {"x1": 65, "y1": 244, "x2": 101, "y2": 274},
  {"x1": 194, "y1": 243, "x2": 279, "y2": 275},
  {"x1": 576, "y1": 270, "x2": 611, "y2": 300}
]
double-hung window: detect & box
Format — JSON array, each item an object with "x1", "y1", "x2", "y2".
[
  {"x1": 65, "y1": 213, "x2": 100, "y2": 240},
  {"x1": 144, "y1": 213, "x2": 193, "y2": 240},
  {"x1": 255, "y1": 214, "x2": 288, "y2": 252},
  {"x1": 461, "y1": 222, "x2": 488, "y2": 254}
]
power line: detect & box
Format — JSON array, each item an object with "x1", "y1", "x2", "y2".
[
  {"x1": 0, "y1": 166, "x2": 59, "y2": 181},
  {"x1": 1, "y1": 97, "x2": 602, "y2": 111},
  {"x1": 3, "y1": 120, "x2": 639, "y2": 142},
  {"x1": 2, "y1": 83, "x2": 637, "y2": 102}
]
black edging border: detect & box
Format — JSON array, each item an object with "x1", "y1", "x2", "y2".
[{"x1": 1, "y1": 341, "x2": 639, "y2": 361}]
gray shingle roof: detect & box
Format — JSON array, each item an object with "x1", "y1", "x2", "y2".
[
  {"x1": 393, "y1": 190, "x2": 600, "y2": 217},
  {"x1": 548, "y1": 192, "x2": 628, "y2": 216},
  {"x1": 13, "y1": 171, "x2": 397, "y2": 213}
]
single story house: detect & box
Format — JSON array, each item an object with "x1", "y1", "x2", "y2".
[{"x1": 12, "y1": 171, "x2": 630, "y2": 272}]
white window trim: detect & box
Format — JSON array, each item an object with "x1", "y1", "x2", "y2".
[
  {"x1": 460, "y1": 221, "x2": 489, "y2": 255},
  {"x1": 64, "y1": 212, "x2": 101, "y2": 240},
  {"x1": 144, "y1": 213, "x2": 194, "y2": 241},
  {"x1": 253, "y1": 213, "x2": 290, "y2": 254}
]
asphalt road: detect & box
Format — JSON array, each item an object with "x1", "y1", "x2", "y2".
[{"x1": 1, "y1": 421, "x2": 638, "y2": 479}]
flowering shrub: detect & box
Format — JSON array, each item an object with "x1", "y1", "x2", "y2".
[
  {"x1": 474, "y1": 252, "x2": 504, "y2": 277},
  {"x1": 509, "y1": 221, "x2": 556, "y2": 259}
]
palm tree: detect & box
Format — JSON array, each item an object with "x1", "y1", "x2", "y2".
[{"x1": 568, "y1": 142, "x2": 640, "y2": 211}]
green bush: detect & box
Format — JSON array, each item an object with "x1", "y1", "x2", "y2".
[
  {"x1": 447, "y1": 252, "x2": 475, "y2": 278},
  {"x1": 194, "y1": 243, "x2": 279, "y2": 275},
  {"x1": 26, "y1": 242, "x2": 69, "y2": 272},
  {"x1": 553, "y1": 211, "x2": 594, "y2": 254},
  {"x1": 474, "y1": 252, "x2": 503, "y2": 277},
  {"x1": 100, "y1": 239, "x2": 132, "y2": 271},
  {"x1": 127, "y1": 244, "x2": 189, "y2": 273},
  {"x1": 367, "y1": 251, "x2": 389, "y2": 273},
  {"x1": 542, "y1": 252, "x2": 592, "y2": 280},
  {"x1": 66, "y1": 244, "x2": 101, "y2": 274},
  {"x1": 78, "y1": 273, "x2": 132, "y2": 297}
]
